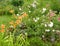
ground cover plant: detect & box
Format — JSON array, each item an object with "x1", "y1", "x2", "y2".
[{"x1": 0, "y1": 0, "x2": 60, "y2": 46}]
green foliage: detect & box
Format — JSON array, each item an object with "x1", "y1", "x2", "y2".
[
  {"x1": 1, "y1": 0, "x2": 60, "y2": 46},
  {"x1": 50, "y1": 0, "x2": 60, "y2": 14},
  {"x1": 11, "y1": 0, "x2": 24, "y2": 7},
  {"x1": 0, "y1": 32, "x2": 29, "y2": 46},
  {"x1": 29, "y1": 37, "x2": 49, "y2": 46}
]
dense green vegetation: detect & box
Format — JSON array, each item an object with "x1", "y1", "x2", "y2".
[{"x1": 0, "y1": 0, "x2": 60, "y2": 46}]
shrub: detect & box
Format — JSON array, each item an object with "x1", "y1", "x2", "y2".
[
  {"x1": 50, "y1": 0, "x2": 60, "y2": 14},
  {"x1": 11, "y1": 0, "x2": 24, "y2": 7}
]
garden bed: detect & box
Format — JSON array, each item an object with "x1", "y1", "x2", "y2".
[{"x1": 0, "y1": 0, "x2": 60, "y2": 46}]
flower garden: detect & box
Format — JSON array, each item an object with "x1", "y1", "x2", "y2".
[{"x1": 0, "y1": 0, "x2": 60, "y2": 46}]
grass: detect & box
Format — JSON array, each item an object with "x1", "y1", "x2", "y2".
[{"x1": 0, "y1": 15, "x2": 14, "y2": 25}]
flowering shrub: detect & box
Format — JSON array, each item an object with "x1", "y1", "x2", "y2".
[{"x1": 0, "y1": 0, "x2": 60, "y2": 46}]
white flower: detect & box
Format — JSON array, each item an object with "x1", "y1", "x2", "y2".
[
  {"x1": 29, "y1": 11, "x2": 31, "y2": 13},
  {"x1": 25, "y1": 33, "x2": 27, "y2": 36},
  {"x1": 45, "y1": 29, "x2": 50, "y2": 32},
  {"x1": 48, "y1": 22, "x2": 53, "y2": 27},
  {"x1": 42, "y1": 8, "x2": 46, "y2": 13},
  {"x1": 31, "y1": 3, "x2": 36, "y2": 8},
  {"x1": 33, "y1": 19, "x2": 37, "y2": 22},
  {"x1": 33, "y1": 17, "x2": 39, "y2": 22},
  {"x1": 19, "y1": 8, "x2": 22, "y2": 10},
  {"x1": 42, "y1": 35, "x2": 45, "y2": 38},
  {"x1": 52, "y1": 29, "x2": 55, "y2": 32},
  {"x1": 34, "y1": 20, "x2": 37, "y2": 22},
  {"x1": 43, "y1": 8, "x2": 46, "y2": 11},
  {"x1": 16, "y1": 14, "x2": 19, "y2": 16},
  {"x1": 45, "y1": 24, "x2": 47, "y2": 27},
  {"x1": 33, "y1": 18, "x2": 38, "y2": 22}
]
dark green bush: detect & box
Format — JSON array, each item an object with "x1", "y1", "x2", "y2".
[
  {"x1": 50, "y1": 0, "x2": 60, "y2": 14},
  {"x1": 12, "y1": 0, "x2": 24, "y2": 7}
]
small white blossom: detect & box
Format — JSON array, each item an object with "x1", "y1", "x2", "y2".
[
  {"x1": 52, "y1": 29, "x2": 55, "y2": 32},
  {"x1": 45, "y1": 29, "x2": 50, "y2": 32},
  {"x1": 25, "y1": 33, "x2": 27, "y2": 36},
  {"x1": 48, "y1": 22, "x2": 53, "y2": 27},
  {"x1": 33, "y1": 18, "x2": 38, "y2": 22},
  {"x1": 19, "y1": 8, "x2": 22, "y2": 10},
  {"x1": 43, "y1": 8, "x2": 46, "y2": 11},
  {"x1": 29, "y1": 11, "x2": 31, "y2": 13},
  {"x1": 31, "y1": 3, "x2": 36, "y2": 8},
  {"x1": 16, "y1": 14, "x2": 19, "y2": 16},
  {"x1": 42, "y1": 8, "x2": 46, "y2": 13},
  {"x1": 33, "y1": 17, "x2": 39, "y2": 22},
  {"x1": 45, "y1": 24, "x2": 47, "y2": 27},
  {"x1": 34, "y1": 20, "x2": 37, "y2": 22},
  {"x1": 42, "y1": 35, "x2": 45, "y2": 38}
]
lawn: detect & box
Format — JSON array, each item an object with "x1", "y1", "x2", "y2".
[{"x1": 0, "y1": 15, "x2": 13, "y2": 25}]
